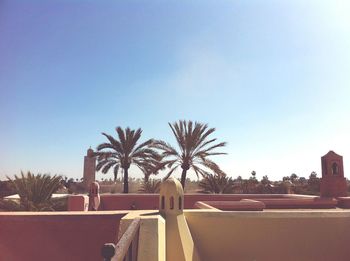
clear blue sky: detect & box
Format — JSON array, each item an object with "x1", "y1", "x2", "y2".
[{"x1": 1, "y1": 0, "x2": 349, "y2": 181}]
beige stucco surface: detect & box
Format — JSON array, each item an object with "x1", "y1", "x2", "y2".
[
  {"x1": 159, "y1": 178, "x2": 201, "y2": 261},
  {"x1": 119, "y1": 211, "x2": 166, "y2": 261},
  {"x1": 185, "y1": 210, "x2": 350, "y2": 261}
]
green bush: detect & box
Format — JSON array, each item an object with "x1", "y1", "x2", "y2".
[{"x1": 4, "y1": 171, "x2": 63, "y2": 211}]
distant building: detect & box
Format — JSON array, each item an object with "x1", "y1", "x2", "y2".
[
  {"x1": 320, "y1": 150, "x2": 347, "y2": 197},
  {"x1": 83, "y1": 148, "x2": 96, "y2": 189}
]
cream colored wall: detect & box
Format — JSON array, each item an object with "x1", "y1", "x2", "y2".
[
  {"x1": 159, "y1": 177, "x2": 201, "y2": 261},
  {"x1": 165, "y1": 214, "x2": 201, "y2": 261},
  {"x1": 185, "y1": 210, "x2": 350, "y2": 261},
  {"x1": 137, "y1": 215, "x2": 165, "y2": 261},
  {"x1": 119, "y1": 211, "x2": 166, "y2": 261}
]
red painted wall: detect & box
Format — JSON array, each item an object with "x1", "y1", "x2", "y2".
[
  {"x1": 68, "y1": 195, "x2": 89, "y2": 211},
  {"x1": 0, "y1": 212, "x2": 127, "y2": 261},
  {"x1": 97, "y1": 193, "x2": 320, "y2": 210}
]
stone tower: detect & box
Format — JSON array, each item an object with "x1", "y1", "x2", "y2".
[
  {"x1": 320, "y1": 151, "x2": 347, "y2": 197},
  {"x1": 83, "y1": 148, "x2": 96, "y2": 189}
]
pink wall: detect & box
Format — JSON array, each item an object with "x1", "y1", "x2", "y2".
[
  {"x1": 97, "y1": 193, "x2": 324, "y2": 211},
  {"x1": 68, "y1": 195, "x2": 89, "y2": 211},
  {"x1": 0, "y1": 212, "x2": 127, "y2": 261},
  {"x1": 100, "y1": 194, "x2": 159, "y2": 210}
]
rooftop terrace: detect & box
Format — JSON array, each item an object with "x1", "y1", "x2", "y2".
[{"x1": 2, "y1": 179, "x2": 350, "y2": 261}]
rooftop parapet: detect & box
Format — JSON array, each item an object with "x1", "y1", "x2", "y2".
[
  {"x1": 159, "y1": 178, "x2": 201, "y2": 261},
  {"x1": 159, "y1": 177, "x2": 184, "y2": 217}
]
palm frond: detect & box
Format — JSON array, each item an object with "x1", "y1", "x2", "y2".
[
  {"x1": 192, "y1": 165, "x2": 210, "y2": 179},
  {"x1": 101, "y1": 161, "x2": 118, "y2": 174},
  {"x1": 162, "y1": 166, "x2": 179, "y2": 181},
  {"x1": 152, "y1": 140, "x2": 179, "y2": 157},
  {"x1": 199, "y1": 142, "x2": 227, "y2": 154},
  {"x1": 116, "y1": 127, "x2": 127, "y2": 153},
  {"x1": 133, "y1": 139, "x2": 154, "y2": 154},
  {"x1": 199, "y1": 158, "x2": 226, "y2": 176},
  {"x1": 96, "y1": 159, "x2": 110, "y2": 171},
  {"x1": 169, "y1": 121, "x2": 186, "y2": 152},
  {"x1": 100, "y1": 133, "x2": 122, "y2": 152}
]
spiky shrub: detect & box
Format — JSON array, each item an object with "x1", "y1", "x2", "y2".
[
  {"x1": 0, "y1": 180, "x2": 16, "y2": 197},
  {"x1": 138, "y1": 179, "x2": 161, "y2": 193},
  {"x1": 199, "y1": 173, "x2": 234, "y2": 194},
  {"x1": 0, "y1": 198, "x2": 23, "y2": 211},
  {"x1": 6, "y1": 171, "x2": 62, "y2": 211}
]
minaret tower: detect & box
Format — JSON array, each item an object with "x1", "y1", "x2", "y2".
[
  {"x1": 83, "y1": 148, "x2": 96, "y2": 189},
  {"x1": 320, "y1": 151, "x2": 347, "y2": 197}
]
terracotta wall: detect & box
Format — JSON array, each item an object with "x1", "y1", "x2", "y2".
[
  {"x1": 68, "y1": 195, "x2": 89, "y2": 211},
  {"x1": 0, "y1": 211, "x2": 127, "y2": 261},
  {"x1": 100, "y1": 194, "x2": 159, "y2": 210},
  {"x1": 96, "y1": 194, "x2": 319, "y2": 211}
]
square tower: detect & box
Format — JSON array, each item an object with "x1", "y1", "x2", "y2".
[
  {"x1": 320, "y1": 151, "x2": 347, "y2": 197},
  {"x1": 83, "y1": 148, "x2": 96, "y2": 189}
]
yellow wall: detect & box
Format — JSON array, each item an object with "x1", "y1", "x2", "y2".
[
  {"x1": 165, "y1": 214, "x2": 201, "y2": 261},
  {"x1": 185, "y1": 210, "x2": 350, "y2": 261},
  {"x1": 119, "y1": 211, "x2": 166, "y2": 261},
  {"x1": 159, "y1": 178, "x2": 201, "y2": 261},
  {"x1": 137, "y1": 215, "x2": 165, "y2": 261}
]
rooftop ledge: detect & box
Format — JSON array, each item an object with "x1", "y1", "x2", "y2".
[
  {"x1": 0, "y1": 210, "x2": 129, "y2": 216},
  {"x1": 184, "y1": 209, "x2": 350, "y2": 218}
]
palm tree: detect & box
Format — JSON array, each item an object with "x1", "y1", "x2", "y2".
[
  {"x1": 198, "y1": 173, "x2": 234, "y2": 194},
  {"x1": 290, "y1": 173, "x2": 298, "y2": 184},
  {"x1": 95, "y1": 127, "x2": 160, "y2": 193},
  {"x1": 138, "y1": 178, "x2": 161, "y2": 193},
  {"x1": 153, "y1": 120, "x2": 227, "y2": 188},
  {"x1": 5, "y1": 171, "x2": 62, "y2": 211}
]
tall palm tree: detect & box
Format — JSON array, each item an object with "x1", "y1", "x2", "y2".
[
  {"x1": 95, "y1": 127, "x2": 160, "y2": 193},
  {"x1": 153, "y1": 120, "x2": 227, "y2": 188}
]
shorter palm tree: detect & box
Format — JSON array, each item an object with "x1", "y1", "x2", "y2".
[
  {"x1": 138, "y1": 179, "x2": 161, "y2": 193},
  {"x1": 199, "y1": 173, "x2": 234, "y2": 194},
  {"x1": 5, "y1": 171, "x2": 62, "y2": 211},
  {"x1": 95, "y1": 127, "x2": 161, "y2": 193},
  {"x1": 153, "y1": 120, "x2": 227, "y2": 188}
]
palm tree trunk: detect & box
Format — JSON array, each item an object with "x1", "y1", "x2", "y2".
[
  {"x1": 123, "y1": 168, "x2": 129, "y2": 193},
  {"x1": 180, "y1": 169, "x2": 187, "y2": 189}
]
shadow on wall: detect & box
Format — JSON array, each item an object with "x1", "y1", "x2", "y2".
[{"x1": 0, "y1": 212, "x2": 127, "y2": 261}]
